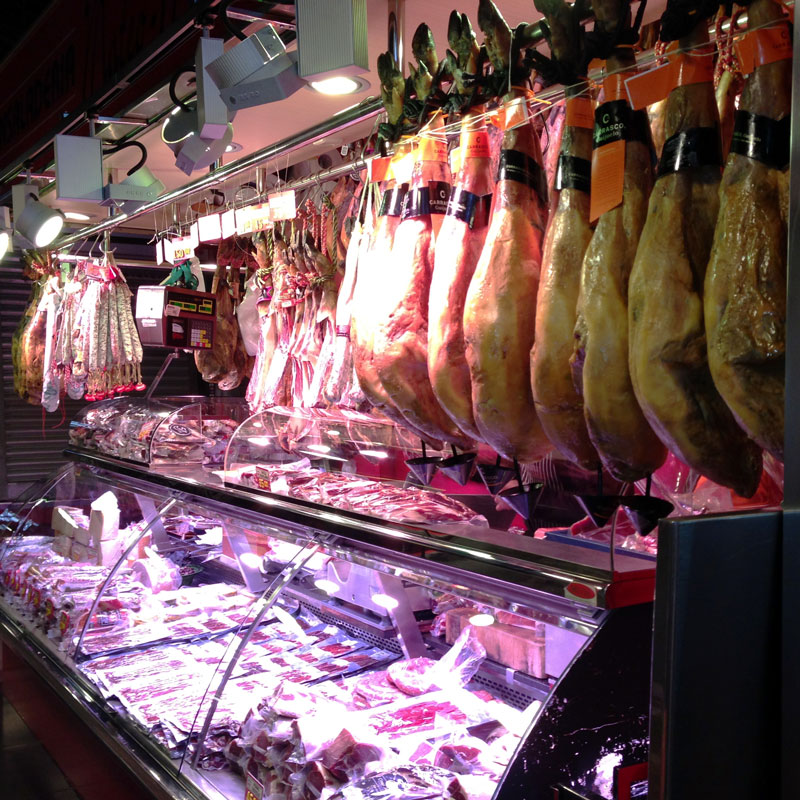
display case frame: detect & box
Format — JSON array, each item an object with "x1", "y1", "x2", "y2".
[{"x1": 0, "y1": 446, "x2": 660, "y2": 800}]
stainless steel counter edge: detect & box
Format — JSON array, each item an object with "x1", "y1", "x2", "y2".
[{"x1": 0, "y1": 600, "x2": 230, "y2": 800}]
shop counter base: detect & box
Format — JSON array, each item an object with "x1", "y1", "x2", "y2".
[{"x1": 0, "y1": 611, "x2": 245, "y2": 800}]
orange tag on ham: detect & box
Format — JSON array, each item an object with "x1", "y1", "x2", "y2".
[
  {"x1": 370, "y1": 157, "x2": 391, "y2": 183},
  {"x1": 502, "y1": 97, "x2": 530, "y2": 130},
  {"x1": 736, "y1": 23, "x2": 792, "y2": 75},
  {"x1": 463, "y1": 128, "x2": 491, "y2": 158},
  {"x1": 590, "y1": 139, "x2": 625, "y2": 222},
  {"x1": 565, "y1": 96, "x2": 594, "y2": 129},
  {"x1": 588, "y1": 72, "x2": 637, "y2": 221},
  {"x1": 625, "y1": 50, "x2": 714, "y2": 110}
]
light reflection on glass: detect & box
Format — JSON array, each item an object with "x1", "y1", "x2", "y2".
[{"x1": 371, "y1": 593, "x2": 399, "y2": 610}]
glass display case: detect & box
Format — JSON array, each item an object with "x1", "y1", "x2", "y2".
[
  {"x1": 69, "y1": 397, "x2": 249, "y2": 468},
  {"x1": 223, "y1": 406, "x2": 516, "y2": 531},
  {"x1": 1, "y1": 416, "x2": 657, "y2": 800}
]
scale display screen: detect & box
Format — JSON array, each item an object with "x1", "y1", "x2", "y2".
[{"x1": 135, "y1": 286, "x2": 217, "y2": 350}]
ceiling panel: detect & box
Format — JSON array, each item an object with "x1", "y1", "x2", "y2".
[{"x1": 47, "y1": 0, "x2": 663, "y2": 239}]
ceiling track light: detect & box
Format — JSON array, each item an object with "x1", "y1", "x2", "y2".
[
  {"x1": 13, "y1": 188, "x2": 65, "y2": 249},
  {"x1": 162, "y1": 92, "x2": 233, "y2": 175},
  {"x1": 0, "y1": 207, "x2": 11, "y2": 260}
]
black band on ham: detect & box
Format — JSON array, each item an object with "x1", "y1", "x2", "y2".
[
  {"x1": 445, "y1": 187, "x2": 493, "y2": 229},
  {"x1": 593, "y1": 101, "x2": 651, "y2": 149},
  {"x1": 656, "y1": 127, "x2": 723, "y2": 177},
  {"x1": 400, "y1": 181, "x2": 451, "y2": 219},
  {"x1": 379, "y1": 185, "x2": 408, "y2": 217},
  {"x1": 497, "y1": 149, "x2": 548, "y2": 205},
  {"x1": 335, "y1": 325, "x2": 350, "y2": 338},
  {"x1": 730, "y1": 111, "x2": 790, "y2": 169},
  {"x1": 555, "y1": 154, "x2": 592, "y2": 193}
]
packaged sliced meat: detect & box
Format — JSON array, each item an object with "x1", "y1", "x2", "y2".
[
  {"x1": 353, "y1": 671, "x2": 409, "y2": 709},
  {"x1": 331, "y1": 764, "x2": 457, "y2": 800},
  {"x1": 387, "y1": 658, "x2": 438, "y2": 696}
]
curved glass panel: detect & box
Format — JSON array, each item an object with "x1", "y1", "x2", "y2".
[
  {"x1": 186, "y1": 514, "x2": 598, "y2": 800},
  {"x1": 68, "y1": 396, "x2": 179, "y2": 463},
  {"x1": 150, "y1": 397, "x2": 249, "y2": 471}
]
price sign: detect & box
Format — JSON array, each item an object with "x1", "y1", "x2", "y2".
[
  {"x1": 221, "y1": 208, "x2": 237, "y2": 239},
  {"x1": 269, "y1": 189, "x2": 296, "y2": 221},
  {"x1": 197, "y1": 212, "x2": 222, "y2": 242},
  {"x1": 235, "y1": 203, "x2": 273, "y2": 234}
]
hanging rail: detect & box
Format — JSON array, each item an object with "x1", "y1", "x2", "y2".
[{"x1": 53, "y1": 97, "x2": 383, "y2": 250}]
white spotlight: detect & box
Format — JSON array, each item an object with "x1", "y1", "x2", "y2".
[
  {"x1": 12, "y1": 188, "x2": 64, "y2": 248},
  {"x1": 0, "y1": 207, "x2": 11, "y2": 259}
]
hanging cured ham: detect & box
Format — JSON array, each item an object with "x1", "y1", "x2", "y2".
[
  {"x1": 571, "y1": 4, "x2": 667, "y2": 482},
  {"x1": 530, "y1": 0, "x2": 599, "y2": 471},
  {"x1": 628, "y1": 12, "x2": 762, "y2": 497},
  {"x1": 428, "y1": 112, "x2": 493, "y2": 442},
  {"x1": 372, "y1": 129, "x2": 472, "y2": 448},
  {"x1": 350, "y1": 175, "x2": 421, "y2": 430},
  {"x1": 463, "y1": 0, "x2": 552, "y2": 463},
  {"x1": 463, "y1": 94, "x2": 552, "y2": 462},
  {"x1": 704, "y1": 0, "x2": 789, "y2": 462},
  {"x1": 324, "y1": 187, "x2": 372, "y2": 409}
]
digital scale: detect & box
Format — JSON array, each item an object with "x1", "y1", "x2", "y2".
[{"x1": 135, "y1": 286, "x2": 217, "y2": 350}]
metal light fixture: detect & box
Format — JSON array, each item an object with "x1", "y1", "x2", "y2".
[
  {"x1": 161, "y1": 98, "x2": 233, "y2": 175},
  {"x1": 206, "y1": 25, "x2": 306, "y2": 111},
  {"x1": 308, "y1": 75, "x2": 370, "y2": 95},
  {"x1": 0, "y1": 208, "x2": 11, "y2": 260},
  {"x1": 12, "y1": 186, "x2": 64, "y2": 248}
]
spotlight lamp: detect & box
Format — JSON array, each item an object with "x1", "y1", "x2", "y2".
[
  {"x1": 12, "y1": 188, "x2": 65, "y2": 249},
  {"x1": 162, "y1": 98, "x2": 233, "y2": 175},
  {"x1": 0, "y1": 207, "x2": 11, "y2": 260}
]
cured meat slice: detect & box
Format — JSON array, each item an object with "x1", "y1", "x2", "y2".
[
  {"x1": 372, "y1": 139, "x2": 472, "y2": 448},
  {"x1": 704, "y1": 0, "x2": 789, "y2": 461},
  {"x1": 628, "y1": 21, "x2": 762, "y2": 497},
  {"x1": 571, "y1": 49, "x2": 667, "y2": 481},
  {"x1": 387, "y1": 657, "x2": 437, "y2": 696},
  {"x1": 531, "y1": 91, "x2": 599, "y2": 471},
  {"x1": 428, "y1": 112, "x2": 493, "y2": 441},
  {"x1": 463, "y1": 94, "x2": 552, "y2": 462},
  {"x1": 353, "y1": 670, "x2": 408, "y2": 708}
]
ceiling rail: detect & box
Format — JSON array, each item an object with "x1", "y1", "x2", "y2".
[{"x1": 53, "y1": 97, "x2": 382, "y2": 250}]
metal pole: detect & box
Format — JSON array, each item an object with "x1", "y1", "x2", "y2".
[
  {"x1": 782, "y1": 11, "x2": 800, "y2": 800},
  {"x1": 388, "y1": 0, "x2": 405, "y2": 75},
  {"x1": 52, "y1": 98, "x2": 383, "y2": 250}
]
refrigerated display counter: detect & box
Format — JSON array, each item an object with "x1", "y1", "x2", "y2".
[{"x1": 0, "y1": 406, "x2": 656, "y2": 800}]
